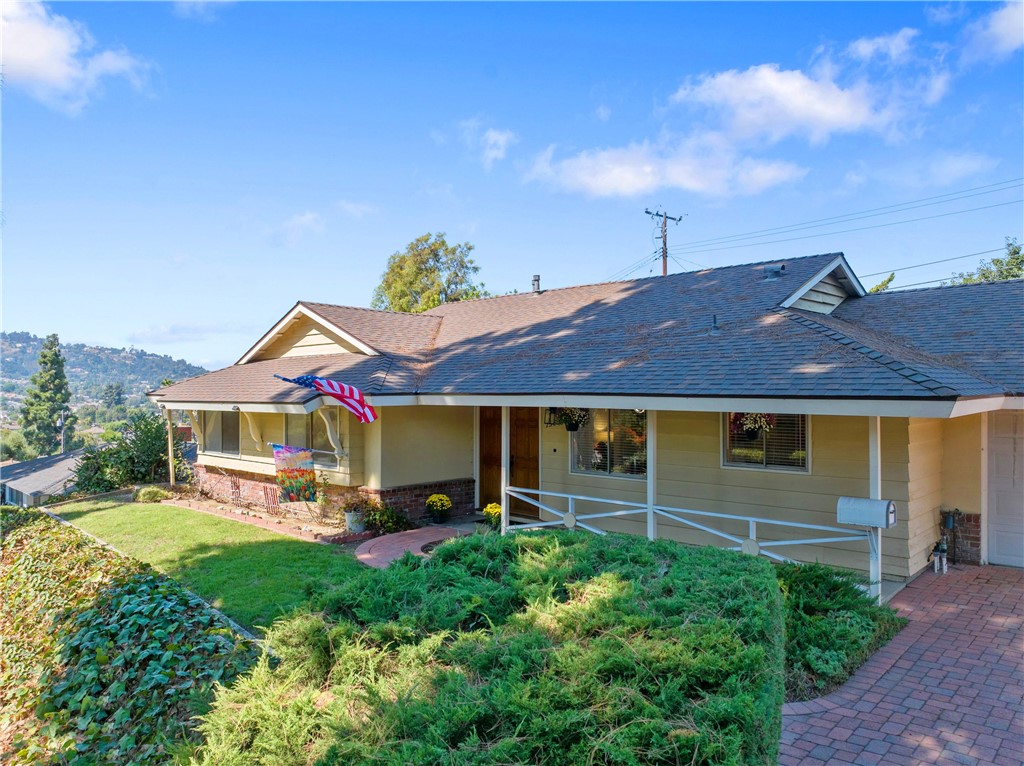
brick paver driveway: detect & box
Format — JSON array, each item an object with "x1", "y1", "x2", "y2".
[{"x1": 780, "y1": 565, "x2": 1023, "y2": 766}]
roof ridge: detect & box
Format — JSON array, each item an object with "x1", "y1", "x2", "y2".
[
  {"x1": 882, "y1": 277, "x2": 1024, "y2": 295},
  {"x1": 425, "y1": 252, "x2": 846, "y2": 312},
  {"x1": 774, "y1": 308, "x2": 965, "y2": 397},
  {"x1": 299, "y1": 300, "x2": 440, "y2": 319}
]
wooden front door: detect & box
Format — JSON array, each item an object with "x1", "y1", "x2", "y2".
[{"x1": 478, "y1": 407, "x2": 540, "y2": 517}]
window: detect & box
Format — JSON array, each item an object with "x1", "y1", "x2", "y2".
[
  {"x1": 285, "y1": 414, "x2": 309, "y2": 448},
  {"x1": 570, "y1": 409, "x2": 647, "y2": 478},
  {"x1": 311, "y1": 410, "x2": 339, "y2": 466},
  {"x1": 723, "y1": 413, "x2": 807, "y2": 472},
  {"x1": 202, "y1": 411, "x2": 240, "y2": 455}
]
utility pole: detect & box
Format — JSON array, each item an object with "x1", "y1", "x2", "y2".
[{"x1": 645, "y1": 209, "x2": 683, "y2": 276}]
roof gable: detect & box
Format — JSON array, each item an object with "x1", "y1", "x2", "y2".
[
  {"x1": 780, "y1": 254, "x2": 866, "y2": 314},
  {"x1": 238, "y1": 304, "x2": 379, "y2": 364}
]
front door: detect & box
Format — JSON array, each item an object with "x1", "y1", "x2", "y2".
[
  {"x1": 478, "y1": 407, "x2": 540, "y2": 517},
  {"x1": 989, "y1": 411, "x2": 1024, "y2": 567}
]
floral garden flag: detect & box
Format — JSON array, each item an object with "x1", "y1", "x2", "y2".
[{"x1": 271, "y1": 443, "x2": 317, "y2": 502}]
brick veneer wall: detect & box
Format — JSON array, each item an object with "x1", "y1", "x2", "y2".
[
  {"x1": 193, "y1": 464, "x2": 475, "y2": 523},
  {"x1": 359, "y1": 478, "x2": 476, "y2": 521},
  {"x1": 955, "y1": 513, "x2": 981, "y2": 565}
]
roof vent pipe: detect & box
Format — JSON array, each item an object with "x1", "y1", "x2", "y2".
[
  {"x1": 764, "y1": 263, "x2": 786, "y2": 280},
  {"x1": 532, "y1": 275, "x2": 541, "y2": 293}
]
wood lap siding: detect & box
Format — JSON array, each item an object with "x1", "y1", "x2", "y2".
[{"x1": 792, "y1": 273, "x2": 848, "y2": 314}]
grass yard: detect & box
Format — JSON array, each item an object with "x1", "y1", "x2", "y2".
[{"x1": 56, "y1": 500, "x2": 363, "y2": 632}]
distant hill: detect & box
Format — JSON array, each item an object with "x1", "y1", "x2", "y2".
[{"x1": 1, "y1": 331, "x2": 208, "y2": 404}]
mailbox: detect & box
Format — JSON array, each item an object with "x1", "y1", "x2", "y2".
[{"x1": 837, "y1": 497, "x2": 897, "y2": 528}]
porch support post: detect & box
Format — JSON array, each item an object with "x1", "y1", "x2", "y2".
[
  {"x1": 500, "y1": 406, "x2": 510, "y2": 535},
  {"x1": 165, "y1": 407, "x2": 176, "y2": 487},
  {"x1": 868, "y1": 416, "x2": 882, "y2": 602},
  {"x1": 646, "y1": 410, "x2": 657, "y2": 540},
  {"x1": 980, "y1": 412, "x2": 989, "y2": 565}
]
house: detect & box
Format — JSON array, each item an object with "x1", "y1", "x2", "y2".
[
  {"x1": 0, "y1": 449, "x2": 84, "y2": 507},
  {"x1": 148, "y1": 253, "x2": 1024, "y2": 585}
]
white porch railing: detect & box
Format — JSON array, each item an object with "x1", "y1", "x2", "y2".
[{"x1": 502, "y1": 486, "x2": 882, "y2": 600}]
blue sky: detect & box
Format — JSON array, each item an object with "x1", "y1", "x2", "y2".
[{"x1": 4, "y1": 1, "x2": 1022, "y2": 369}]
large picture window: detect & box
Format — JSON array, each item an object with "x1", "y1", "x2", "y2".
[
  {"x1": 202, "y1": 410, "x2": 240, "y2": 455},
  {"x1": 723, "y1": 412, "x2": 807, "y2": 472},
  {"x1": 570, "y1": 409, "x2": 647, "y2": 478}
]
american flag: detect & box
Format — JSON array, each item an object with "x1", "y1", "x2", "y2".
[{"x1": 274, "y1": 374, "x2": 378, "y2": 424}]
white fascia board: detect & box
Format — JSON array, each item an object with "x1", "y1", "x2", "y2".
[
  {"x1": 950, "y1": 396, "x2": 1022, "y2": 417},
  {"x1": 151, "y1": 400, "x2": 316, "y2": 415},
  {"x1": 780, "y1": 254, "x2": 867, "y2": 309},
  {"x1": 235, "y1": 303, "x2": 379, "y2": 365},
  {"x1": 371, "y1": 393, "x2": 956, "y2": 418}
]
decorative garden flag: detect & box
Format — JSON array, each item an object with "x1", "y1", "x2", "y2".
[
  {"x1": 271, "y1": 443, "x2": 317, "y2": 502},
  {"x1": 274, "y1": 374, "x2": 378, "y2": 424}
]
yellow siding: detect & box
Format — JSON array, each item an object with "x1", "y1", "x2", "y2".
[
  {"x1": 907, "y1": 419, "x2": 943, "y2": 576},
  {"x1": 941, "y1": 415, "x2": 982, "y2": 514},
  {"x1": 251, "y1": 315, "x2": 364, "y2": 360},
  {"x1": 538, "y1": 411, "x2": 915, "y2": 578},
  {"x1": 197, "y1": 410, "x2": 365, "y2": 487},
  {"x1": 378, "y1": 406, "x2": 474, "y2": 488}
]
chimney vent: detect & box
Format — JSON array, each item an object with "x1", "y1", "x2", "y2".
[
  {"x1": 763, "y1": 263, "x2": 786, "y2": 280},
  {"x1": 532, "y1": 274, "x2": 541, "y2": 293}
]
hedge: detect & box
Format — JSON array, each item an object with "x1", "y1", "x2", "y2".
[
  {"x1": 193, "y1": 531, "x2": 785, "y2": 765},
  {"x1": 0, "y1": 507, "x2": 257, "y2": 764}
]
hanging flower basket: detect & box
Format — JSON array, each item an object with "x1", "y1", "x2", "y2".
[
  {"x1": 730, "y1": 412, "x2": 776, "y2": 438},
  {"x1": 551, "y1": 407, "x2": 590, "y2": 432}
]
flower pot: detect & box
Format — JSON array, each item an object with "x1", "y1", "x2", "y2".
[
  {"x1": 345, "y1": 511, "x2": 365, "y2": 534},
  {"x1": 564, "y1": 422, "x2": 579, "y2": 432},
  {"x1": 744, "y1": 428, "x2": 762, "y2": 441}
]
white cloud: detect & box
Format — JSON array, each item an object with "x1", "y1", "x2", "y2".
[
  {"x1": 847, "y1": 28, "x2": 920, "y2": 63},
  {"x1": 672, "y1": 64, "x2": 884, "y2": 144},
  {"x1": 595, "y1": 104, "x2": 612, "y2": 122},
  {"x1": 847, "y1": 151, "x2": 998, "y2": 190},
  {"x1": 925, "y1": 4, "x2": 967, "y2": 25},
  {"x1": 962, "y1": 2, "x2": 1024, "y2": 63},
  {"x1": 2, "y1": 0, "x2": 147, "y2": 113},
  {"x1": 458, "y1": 118, "x2": 518, "y2": 170},
  {"x1": 173, "y1": 1, "x2": 234, "y2": 21},
  {"x1": 336, "y1": 200, "x2": 375, "y2": 218},
  {"x1": 526, "y1": 136, "x2": 806, "y2": 198},
  {"x1": 481, "y1": 128, "x2": 518, "y2": 170},
  {"x1": 277, "y1": 212, "x2": 324, "y2": 247}
]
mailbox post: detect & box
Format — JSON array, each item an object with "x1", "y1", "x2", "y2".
[{"x1": 837, "y1": 497, "x2": 897, "y2": 605}]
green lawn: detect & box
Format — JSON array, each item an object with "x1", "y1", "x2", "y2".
[{"x1": 56, "y1": 500, "x2": 364, "y2": 632}]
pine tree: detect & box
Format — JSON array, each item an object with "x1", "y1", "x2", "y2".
[{"x1": 20, "y1": 334, "x2": 77, "y2": 455}]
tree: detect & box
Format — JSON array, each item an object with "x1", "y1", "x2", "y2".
[
  {"x1": 869, "y1": 273, "x2": 895, "y2": 293},
  {"x1": 100, "y1": 382, "x2": 126, "y2": 408},
  {"x1": 74, "y1": 411, "x2": 189, "y2": 493},
  {"x1": 20, "y1": 334, "x2": 77, "y2": 455},
  {"x1": 0, "y1": 430, "x2": 37, "y2": 462},
  {"x1": 948, "y1": 238, "x2": 1023, "y2": 285},
  {"x1": 371, "y1": 232, "x2": 490, "y2": 313}
]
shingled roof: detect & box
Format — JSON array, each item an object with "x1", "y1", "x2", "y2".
[{"x1": 149, "y1": 253, "x2": 1023, "y2": 407}]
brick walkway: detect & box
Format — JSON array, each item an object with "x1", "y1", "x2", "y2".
[
  {"x1": 780, "y1": 565, "x2": 1024, "y2": 766},
  {"x1": 355, "y1": 525, "x2": 470, "y2": 568}
]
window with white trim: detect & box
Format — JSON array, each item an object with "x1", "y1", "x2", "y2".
[
  {"x1": 723, "y1": 412, "x2": 807, "y2": 471},
  {"x1": 201, "y1": 411, "x2": 240, "y2": 455},
  {"x1": 570, "y1": 409, "x2": 647, "y2": 478}
]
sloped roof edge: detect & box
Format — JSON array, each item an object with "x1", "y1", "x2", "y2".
[
  {"x1": 236, "y1": 302, "x2": 381, "y2": 365},
  {"x1": 779, "y1": 253, "x2": 867, "y2": 309}
]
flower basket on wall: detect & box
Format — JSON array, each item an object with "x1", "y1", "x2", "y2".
[{"x1": 551, "y1": 407, "x2": 590, "y2": 432}]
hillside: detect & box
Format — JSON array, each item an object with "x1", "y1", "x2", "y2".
[{"x1": 1, "y1": 331, "x2": 208, "y2": 405}]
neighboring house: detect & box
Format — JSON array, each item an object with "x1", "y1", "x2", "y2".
[
  {"x1": 0, "y1": 449, "x2": 84, "y2": 507},
  {"x1": 149, "y1": 253, "x2": 1024, "y2": 583}
]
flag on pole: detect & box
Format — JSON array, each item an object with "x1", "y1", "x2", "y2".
[{"x1": 274, "y1": 374, "x2": 378, "y2": 424}]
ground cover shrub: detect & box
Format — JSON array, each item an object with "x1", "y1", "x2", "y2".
[
  {"x1": 0, "y1": 508, "x2": 257, "y2": 764},
  {"x1": 778, "y1": 562, "x2": 906, "y2": 700},
  {"x1": 133, "y1": 485, "x2": 172, "y2": 503},
  {"x1": 191, "y1": 531, "x2": 785, "y2": 766},
  {"x1": 360, "y1": 498, "x2": 413, "y2": 534}
]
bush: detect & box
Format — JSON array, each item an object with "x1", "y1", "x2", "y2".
[
  {"x1": 192, "y1": 531, "x2": 785, "y2": 765},
  {"x1": 133, "y1": 485, "x2": 172, "y2": 503},
  {"x1": 74, "y1": 412, "x2": 190, "y2": 495},
  {"x1": 0, "y1": 508, "x2": 257, "y2": 764},
  {"x1": 425, "y1": 493, "x2": 452, "y2": 521},
  {"x1": 361, "y1": 498, "x2": 413, "y2": 535},
  {"x1": 482, "y1": 502, "x2": 502, "y2": 528},
  {"x1": 778, "y1": 562, "x2": 906, "y2": 700}
]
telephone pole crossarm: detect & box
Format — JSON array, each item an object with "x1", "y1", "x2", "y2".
[{"x1": 645, "y1": 209, "x2": 684, "y2": 277}]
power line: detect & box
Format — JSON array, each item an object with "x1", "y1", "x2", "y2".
[
  {"x1": 608, "y1": 251, "x2": 659, "y2": 281},
  {"x1": 668, "y1": 178, "x2": 1022, "y2": 252},
  {"x1": 860, "y1": 247, "x2": 1005, "y2": 278},
  {"x1": 661, "y1": 199, "x2": 1022, "y2": 257}
]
